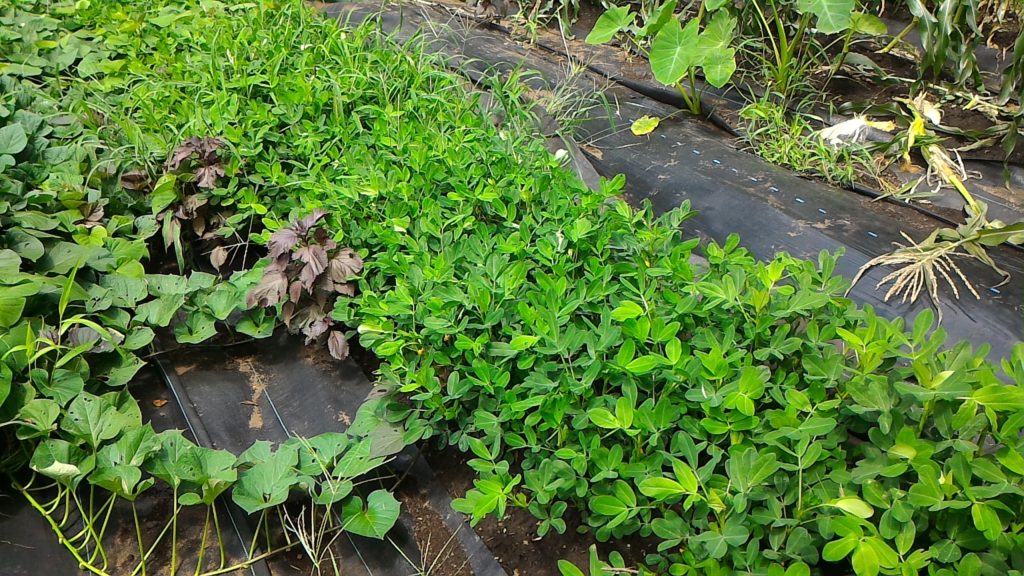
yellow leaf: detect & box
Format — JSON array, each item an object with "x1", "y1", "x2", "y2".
[{"x1": 631, "y1": 115, "x2": 660, "y2": 136}]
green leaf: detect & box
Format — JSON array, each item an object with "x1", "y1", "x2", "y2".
[
  {"x1": 822, "y1": 537, "x2": 858, "y2": 561},
  {"x1": 650, "y1": 18, "x2": 700, "y2": 86},
  {"x1": 971, "y1": 502, "x2": 1002, "y2": 540},
  {"x1": 611, "y1": 301, "x2": 644, "y2": 321},
  {"x1": 972, "y1": 384, "x2": 1024, "y2": 411},
  {"x1": 796, "y1": 0, "x2": 855, "y2": 34},
  {"x1": 588, "y1": 407, "x2": 620, "y2": 429},
  {"x1": 231, "y1": 447, "x2": 299, "y2": 514},
  {"x1": 585, "y1": 6, "x2": 635, "y2": 45},
  {"x1": 0, "y1": 249, "x2": 21, "y2": 276},
  {"x1": 638, "y1": 477, "x2": 692, "y2": 500},
  {"x1": 625, "y1": 355, "x2": 663, "y2": 374},
  {"x1": 342, "y1": 489, "x2": 400, "y2": 538},
  {"x1": 0, "y1": 123, "x2": 28, "y2": 155},
  {"x1": 0, "y1": 297, "x2": 26, "y2": 328},
  {"x1": 589, "y1": 494, "x2": 628, "y2": 516},
  {"x1": 557, "y1": 560, "x2": 586, "y2": 576},
  {"x1": 61, "y1": 393, "x2": 128, "y2": 449},
  {"x1": 30, "y1": 439, "x2": 92, "y2": 486},
  {"x1": 831, "y1": 497, "x2": 874, "y2": 519},
  {"x1": 851, "y1": 544, "x2": 880, "y2": 576},
  {"x1": 509, "y1": 334, "x2": 539, "y2": 350},
  {"x1": 850, "y1": 11, "x2": 886, "y2": 35},
  {"x1": 150, "y1": 174, "x2": 178, "y2": 215}
]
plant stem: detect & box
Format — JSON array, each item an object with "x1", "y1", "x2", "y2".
[
  {"x1": 132, "y1": 502, "x2": 147, "y2": 576},
  {"x1": 880, "y1": 20, "x2": 917, "y2": 54}
]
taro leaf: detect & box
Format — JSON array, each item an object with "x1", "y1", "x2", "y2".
[
  {"x1": 650, "y1": 18, "x2": 700, "y2": 86},
  {"x1": 327, "y1": 330, "x2": 349, "y2": 360},
  {"x1": 796, "y1": 0, "x2": 855, "y2": 34},
  {"x1": 585, "y1": 6, "x2": 634, "y2": 45},
  {"x1": 341, "y1": 489, "x2": 400, "y2": 539},
  {"x1": 697, "y1": 11, "x2": 737, "y2": 88},
  {"x1": 329, "y1": 248, "x2": 363, "y2": 282},
  {"x1": 0, "y1": 123, "x2": 28, "y2": 155},
  {"x1": 61, "y1": 392, "x2": 128, "y2": 449},
  {"x1": 195, "y1": 164, "x2": 225, "y2": 189},
  {"x1": 637, "y1": 0, "x2": 677, "y2": 39},
  {"x1": 850, "y1": 11, "x2": 886, "y2": 35},
  {"x1": 631, "y1": 116, "x2": 660, "y2": 136},
  {"x1": 690, "y1": 519, "x2": 749, "y2": 559},
  {"x1": 701, "y1": 47, "x2": 736, "y2": 88},
  {"x1": 231, "y1": 446, "x2": 299, "y2": 514},
  {"x1": 30, "y1": 439, "x2": 93, "y2": 487},
  {"x1": 16, "y1": 398, "x2": 60, "y2": 440},
  {"x1": 246, "y1": 271, "x2": 288, "y2": 308}
]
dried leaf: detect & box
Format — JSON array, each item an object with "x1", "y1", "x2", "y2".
[
  {"x1": 330, "y1": 248, "x2": 363, "y2": 282},
  {"x1": 267, "y1": 228, "x2": 300, "y2": 260},
  {"x1": 246, "y1": 270, "x2": 288, "y2": 308},
  {"x1": 210, "y1": 246, "x2": 228, "y2": 271},
  {"x1": 327, "y1": 330, "x2": 349, "y2": 360},
  {"x1": 195, "y1": 164, "x2": 225, "y2": 189},
  {"x1": 152, "y1": 399, "x2": 169, "y2": 408}
]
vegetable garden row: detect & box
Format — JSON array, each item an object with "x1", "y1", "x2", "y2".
[{"x1": 1, "y1": 0, "x2": 1023, "y2": 575}]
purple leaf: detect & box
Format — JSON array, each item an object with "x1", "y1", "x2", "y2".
[
  {"x1": 303, "y1": 317, "x2": 331, "y2": 344},
  {"x1": 267, "y1": 228, "x2": 300, "y2": 260},
  {"x1": 293, "y1": 209, "x2": 328, "y2": 236},
  {"x1": 335, "y1": 282, "x2": 357, "y2": 297},
  {"x1": 246, "y1": 270, "x2": 288, "y2": 308},
  {"x1": 329, "y1": 248, "x2": 363, "y2": 282},
  {"x1": 166, "y1": 137, "x2": 201, "y2": 170},
  {"x1": 288, "y1": 280, "x2": 303, "y2": 304},
  {"x1": 195, "y1": 164, "x2": 225, "y2": 189},
  {"x1": 327, "y1": 330, "x2": 349, "y2": 360},
  {"x1": 120, "y1": 170, "x2": 150, "y2": 191},
  {"x1": 295, "y1": 244, "x2": 329, "y2": 289}
]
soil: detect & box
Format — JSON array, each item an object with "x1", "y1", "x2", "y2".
[
  {"x1": 394, "y1": 472, "x2": 475, "y2": 576},
  {"x1": 423, "y1": 445, "x2": 656, "y2": 576}
]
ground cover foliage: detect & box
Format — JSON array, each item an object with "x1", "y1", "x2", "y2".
[{"x1": 1, "y1": 0, "x2": 1024, "y2": 575}]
